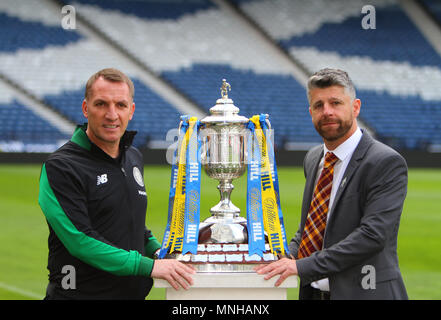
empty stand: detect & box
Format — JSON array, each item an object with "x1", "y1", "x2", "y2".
[
  {"x1": 0, "y1": 10, "x2": 82, "y2": 53},
  {"x1": 67, "y1": 0, "x2": 321, "y2": 149},
  {"x1": 73, "y1": 0, "x2": 215, "y2": 20},
  {"x1": 1, "y1": 0, "x2": 440, "y2": 152},
  {"x1": 0, "y1": 100, "x2": 70, "y2": 146},
  {"x1": 233, "y1": 0, "x2": 441, "y2": 151},
  {"x1": 420, "y1": 0, "x2": 441, "y2": 25},
  {"x1": 0, "y1": 0, "x2": 190, "y2": 150},
  {"x1": 162, "y1": 64, "x2": 320, "y2": 146}
]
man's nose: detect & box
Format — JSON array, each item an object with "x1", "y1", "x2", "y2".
[
  {"x1": 323, "y1": 103, "x2": 334, "y2": 116},
  {"x1": 105, "y1": 104, "x2": 118, "y2": 120}
]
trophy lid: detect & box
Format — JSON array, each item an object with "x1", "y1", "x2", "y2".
[{"x1": 201, "y1": 79, "x2": 249, "y2": 124}]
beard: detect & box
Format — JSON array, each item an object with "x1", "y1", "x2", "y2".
[{"x1": 314, "y1": 116, "x2": 354, "y2": 142}]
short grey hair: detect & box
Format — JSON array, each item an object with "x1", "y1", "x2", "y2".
[{"x1": 307, "y1": 68, "x2": 356, "y2": 103}]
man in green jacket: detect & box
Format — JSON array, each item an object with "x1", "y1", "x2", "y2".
[{"x1": 39, "y1": 68, "x2": 194, "y2": 299}]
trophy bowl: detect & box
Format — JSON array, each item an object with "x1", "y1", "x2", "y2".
[{"x1": 199, "y1": 80, "x2": 249, "y2": 244}]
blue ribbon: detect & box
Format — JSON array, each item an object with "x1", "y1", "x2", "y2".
[
  {"x1": 259, "y1": 114, "x2": 290, "y2": 256},
  {"x1": 158, "y1": 116, "x2": 189, "y2": 258},
  {"x1": 246, "y1": 121, "x2": 266, "y2": 257},
  {"x1": 182, "y1": 120, "x2": 202, "y2": 255}
]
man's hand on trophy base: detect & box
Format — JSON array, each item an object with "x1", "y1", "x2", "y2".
[
  {"x1": 254, "y1": 257, "x2": 298, "y2": 287},
  {"x1": 151, "y1": 259, "x2": 196, "y2": 290}
]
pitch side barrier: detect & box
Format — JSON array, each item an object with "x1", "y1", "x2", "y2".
[{"x1": 1, "y1": 149, "x2": 441, "y2": 168}]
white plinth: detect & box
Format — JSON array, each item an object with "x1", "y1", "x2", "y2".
[{"x1": 155, "y1": 272, "x2": 297, "y2": 300}]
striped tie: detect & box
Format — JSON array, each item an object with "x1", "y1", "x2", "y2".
[{"x1": 298, "y1": 152, "x2": 339, "y2": 259}]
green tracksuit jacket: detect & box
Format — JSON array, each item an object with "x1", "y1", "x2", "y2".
[{"x1": 38, "y1": 124, "x2": 161, "y2": 299}]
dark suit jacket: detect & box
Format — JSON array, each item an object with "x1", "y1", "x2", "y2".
[{"x1": 289, "y1": 131, "x2": 408, "y2": 300}]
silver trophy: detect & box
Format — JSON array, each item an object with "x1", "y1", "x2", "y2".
[
  {"x1": 170, "y1": 80, "x2": 276, "y2": 272},
  {"x1": 198, "y1": 79, "x2": 249, "y2": 244}
]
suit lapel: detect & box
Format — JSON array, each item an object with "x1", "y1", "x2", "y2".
[{"x1": 302, "y1": 147, "x2": 323, "y2": 218}]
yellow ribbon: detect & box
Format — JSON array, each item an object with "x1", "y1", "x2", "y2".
[
  {"x1": 168, "y1": 117, "x2": 198, "y2": 253},
  {"x1": 249, "y1": 115, "x2": 285, "y2": 255}
]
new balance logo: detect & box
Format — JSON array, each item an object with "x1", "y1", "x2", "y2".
[{"x1": 97, "y1": 174, "x2": 108, "y2": 185}]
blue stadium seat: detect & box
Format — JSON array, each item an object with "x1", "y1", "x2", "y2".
[
  {"x1": 0, "y1": 101, "x2": 69, "y2": 144},
  {"x1": 2, "y1": 0, "x2": 440, "y2": 152},
  {"x1": 420, "y1": 0, "x2": 441, "y2": 26},
  {"x1": 0, "y1": 12, "x2": 82, "y2": 53},
  {"x1": 230, "y1": 0, "x2": 441, "y2": 151},
  {"x1": 72, "y1": 0, "x2": 215, "y2": 20},
  {"x1": 162, "y1": 64, "x2": 321, "y2": 147}
]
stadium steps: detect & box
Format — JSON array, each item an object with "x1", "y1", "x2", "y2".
[
  {"x1": 54, "y1": 0, "x2": 323, "y2": 148},
  {"x1": 1, "y1": 0, "x2": 207, "y2": 150},
  {"x1": 218, "y1": 0, "x2": 309, "y2": 86},
  {"x1": 229, "y1": 0, "x2": 441, "y2": 150},
  {"x1": 224, "y1": 0, "x2": 376, "y2": 141},
  {"x1": 53, "y1": 0, "x2": 206, "y2": 121},
  {"x1": 222, "y1": 0, "x2": 310, "y2": 84},
  {"x1": 401, "y1": 0, "x2": 441, "y2": 58},
  {"x1": 0, "y1": 73, "x2": 75, "y2": 136}
]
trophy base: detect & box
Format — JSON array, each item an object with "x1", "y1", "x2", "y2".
[
  {"x1": 167, "y1": 241, "x2": 277, "y2": 273},
  {"x1": 165, "y1": 216, "x2": 278, "y2": 273}
]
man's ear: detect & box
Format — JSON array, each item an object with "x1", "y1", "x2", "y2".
[
  {"x1": 353, "y1": 99, "x2": 361, "y2": 118},
  {"x1": 82, "y1": 100, "x2": 88, "y2": 118},
  {"x1": 129, "y1": 103, "x2": 135, "y2": 121}
]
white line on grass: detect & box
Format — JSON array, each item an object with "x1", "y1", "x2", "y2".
[{"x1": 0, "y1": 281, "x2": 43, "y2": 300}]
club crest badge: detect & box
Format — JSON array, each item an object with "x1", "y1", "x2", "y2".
[{"x1": 133, "y1": 166, "x2": 144, "y2": 187}]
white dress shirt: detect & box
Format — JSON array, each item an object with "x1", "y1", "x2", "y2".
[{"x1": 310, "y1": 127, "x2": 363, "y2": 292}]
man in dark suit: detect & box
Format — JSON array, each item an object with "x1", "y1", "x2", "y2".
[{"x1": 255, "y1": 68, "x2": 408, "y2": 300}]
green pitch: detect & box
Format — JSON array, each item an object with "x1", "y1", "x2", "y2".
[{"x1": 0, "y1": 164, "x2": 440, "y2": 300}]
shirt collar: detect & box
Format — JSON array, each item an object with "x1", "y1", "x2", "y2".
[
  {"x1": 323, "y1": 127, "x2": 363, "y2": 162},
  {"x1": 70, "y1": 123, "x2": 137, "y2": 154},
  {"x1": 71, "y1": 124, "x2": 92, "y2": 150}
]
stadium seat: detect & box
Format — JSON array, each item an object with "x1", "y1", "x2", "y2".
[
  {"x1": 1, "y1": 0, "x2": 440, "y2": 151},
  {"x1": 231, "y1": 0, "x2": 441, "y2": 151}
]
